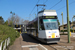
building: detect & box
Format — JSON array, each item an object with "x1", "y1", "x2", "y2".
[
  {"x1": 14, "y1": 24, "x2": 26, "y2": 33},
  {"x1": 59, "y1": 21, "x2": 75, "y2": 31}
]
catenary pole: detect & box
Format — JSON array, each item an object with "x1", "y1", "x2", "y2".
[{"x1": 66, "y1": 0, "x2": 70, "y2": 43}]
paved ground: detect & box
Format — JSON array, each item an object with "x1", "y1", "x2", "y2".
[
  {"x1": 9, "y1": 33, "x2": 43, "y2": 50},
  {"x1": 9, "y1": 33, "x2": 75, "y2": 50}
]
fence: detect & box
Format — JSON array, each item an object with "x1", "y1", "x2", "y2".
[{"x1": 0, "y1": 37, "x2": 10, "y2": 50}]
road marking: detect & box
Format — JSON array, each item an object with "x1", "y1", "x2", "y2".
[
  {"x1": 73, "y1": 36, "x2": 75, "y2": 37},
  {"x1": 21, "y1": 45, "x2": 38, "y2": 47},
  {"x1": 38, "y1": 44, "x2": 48, "y2": 50},
  {"x1": 29, "y1": 47, "x2": 38, "y2": 50},
  {"x1": 21, "y1": 44, "x2": 48, "y2": 50}
]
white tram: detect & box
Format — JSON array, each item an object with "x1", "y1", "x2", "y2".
[{"x1": 26, "y1": 10, "x2": 60, "y2": 43}]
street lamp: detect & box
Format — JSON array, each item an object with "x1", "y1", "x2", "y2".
[
  {"x1": 61, "y1": 12, "x2": 64, "y2": 25},
  {"x1": 61, "y1": 12, "x2": 64, "y2": 34},
  {"x1": 10, "y1": 11, "x2": 15, "y2": 27},
  {"x1": 72, "y1": 15, "x2": 75, "y2": 33}
]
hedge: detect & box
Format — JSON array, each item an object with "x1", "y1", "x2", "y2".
[
  {"x1": 0, "y1": 24, "x2": 20, "y2": 45},
  {"x1": 60, "y1": 29, "x2": 75, "y2": 32}
]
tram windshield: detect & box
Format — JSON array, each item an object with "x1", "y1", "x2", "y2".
[{"x1": 43, "y1": 19, "x2": 58, "y2": 30}]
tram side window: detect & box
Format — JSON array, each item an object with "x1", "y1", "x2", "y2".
[{"x1": 39, "y1": 19, "x2": 45, "y2": 30}]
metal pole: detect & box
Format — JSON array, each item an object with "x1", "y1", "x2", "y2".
[
  {"x1": 61, "y1": 12, "x2": 64, "y2": 34},
  {"x1": 61, "y1": 12, "x2": 63, "y2": 25},
  {"x1": 37, "y1": 6, "x2": 39, "y2": 37},
  {"x1": 20, "y1": 25, "x2": 21, "y2": 33},
  {"x1": 12, "y1": 14, "x2": 13, "y2": 27},
  {"x1": 35, "y1": 14, "x2": 36, "y2": 17},
  {"x1": 72, "y1": 17, "x2": 74, "y2": 33},
  {"x1": 72, "y1": 17, "x2": 73, "y2": 22},
  {"x1": 66, "y1": 0, "x2": 70, "y2": 43},
  {"x1": 10, "y1": 11, "x2": 15, "y2": 27}
]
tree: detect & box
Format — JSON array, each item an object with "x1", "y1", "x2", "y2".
[
  {"x1": 21, "y1": 20, "x2": 29, "y2": 24},
  {"x1": 4, "y1": 20, "x2": 8, "y2": 25},
  {"x1": 8, "y1": 14, "x2": 30, "y2": 27},
  {"x1": 58, "y1": 20, "x2": 60, "y2": 25},
  {"x1": 20, "y1": 19, "x2": 24, "y2": 24},
  {"x1": 8, "y1": 15, "x2": 21, "y2": 26},
  {"x1": 0, "y1": 16, "x2": 4, "y2": 24}
]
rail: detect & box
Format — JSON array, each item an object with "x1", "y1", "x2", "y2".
[{"x1": 0, "y1": 37, "x2": 10, "y2": 50}]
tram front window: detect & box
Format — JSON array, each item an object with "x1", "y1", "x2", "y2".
[{"x1": 43, "y1": 19, "x2": 58, "y2": 30}]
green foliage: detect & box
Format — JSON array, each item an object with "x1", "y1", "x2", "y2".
[
  {"x1": 60, "y1": 30, "x2": 67, "y2": 32},
  {"x1": 60, "y1": 34, "x2": 68, "y2": 35},
  {"x1": 4, "y1": 20, "x2": 8, "y2": 25},
  {"x1": 58, "y1": 22, "x2": 60, "y2": 25},
  {"x1": 58, "y1": 20, "x2": 60, "y2": 25},
  {"x1": 0, "y1": 25, "x2": 20, "y2": 45},
  {"x1": 0, "y1": 16, "x2": 4, "y2": 24},
  {"x1": 9, "y1": 21, "x2": 14, "y2": 27},
  {"x1": 60, "y1": 29, "x2": 75, "y2": 32}
]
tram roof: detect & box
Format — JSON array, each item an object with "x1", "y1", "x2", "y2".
[
  {"x1": 38, "y1": 10, "x2": 56, "y2": 14},
  {"x1": 38, "y1": 10, "x2": 57, "y2": 17},
  {"x1": 26, "y1": 10, "x2": 57, "y2": 26}
]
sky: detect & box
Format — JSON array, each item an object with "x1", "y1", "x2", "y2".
[{"x1": 0, "y1": 0, "x2": 75, "y2": 25}]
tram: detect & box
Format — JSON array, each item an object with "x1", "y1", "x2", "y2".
[{"x1": 26, "y1": 10, "x2": 60, "y2": 43}]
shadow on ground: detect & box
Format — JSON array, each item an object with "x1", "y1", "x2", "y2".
[
  {"x1": 21, "y1": 33, "x2": 57, "y2": 45},
  {"x1": 21, "y1": 33, "x2": 40, "y2": 44}
]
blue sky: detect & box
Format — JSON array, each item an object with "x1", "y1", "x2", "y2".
[{"x1": 0, "y1": 0, "x2": 75, "y2": 25}]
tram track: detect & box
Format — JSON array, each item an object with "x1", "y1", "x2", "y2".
[
  {"x1": 41, "y1": 35, "x2": 75, "y2": 50},
  {"x1": 26, "y1": 35, "x2": 71, "y2": 50},
  {"x1": 26, "y1": 34, "x2": 75, "y2": 50},
  {"x1": 40, "y1": 42, "x2": 72, "y2": 50},
  {"x1": 48, "y1": 43, "x2": 71, "y2": 50}
]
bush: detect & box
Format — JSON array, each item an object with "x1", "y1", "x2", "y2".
[
  {"x1": 0, "y1": 24, "x2": 20, "y2": 45},
  {"x1": 60, "y1": 29, "x2": 75, "y2": 32}
]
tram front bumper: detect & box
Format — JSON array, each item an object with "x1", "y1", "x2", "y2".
[{"x1": 39, "y1": 38, "x2": 60, "y2": 43}]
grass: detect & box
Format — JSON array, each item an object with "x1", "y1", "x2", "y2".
[{"x1": 0, "y1": 24, "x2": 20, "y2": 45}]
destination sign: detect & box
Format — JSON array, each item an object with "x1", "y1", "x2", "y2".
[
  {"x1": 43, "y1": 16, "x2": 57, "y2": 19},
  {"x1": 46, "y1": 16, "x2": 55, "y2": 18}
]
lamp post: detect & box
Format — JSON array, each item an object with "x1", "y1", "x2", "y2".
[
  {"x1": 10, "y1": 11, "x2": 15, "y2": 27},
  {"x1": 72, "y1": 15, "x2": 75, "y2": 33},
  {"x1": 61, "y1": 12, "x2": 64, "y2": 25},
  {"x1": 61, "y1": 12, "x2": 64, "y2": 34},
  {"x1": 66, "y1": 0, "x2": 70, "y2": 43}
]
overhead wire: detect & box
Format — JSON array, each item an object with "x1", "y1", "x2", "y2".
[
  {"x1": 29, "y1": 0, "x2": 48, "y2": 20},
  {"x1": 56, "y1": 1, "x2": 75, "y2": 11},
  {"x1": 28, "y1": 0, "x2": 39, "y2": 20},
  {"x1": 28, "y1": 0, "x2": 75, "y2": 20},
  {"x1": 29, "y1": 0, "x2": 40, "y2": 15},
  {"x1": 32, "y1": 0, "x2": 48, "y2": 16},
  {"x1": 49, "y1": 0, "x2": 62, "y2": 9},
  {"x1": 43, "y1": 0, "x2": 48, "y2": 4}
]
